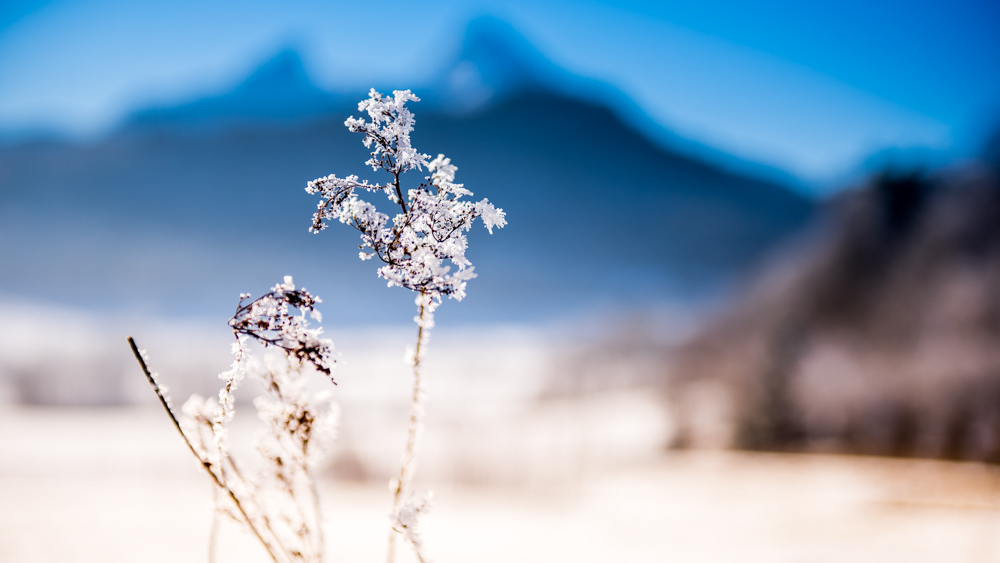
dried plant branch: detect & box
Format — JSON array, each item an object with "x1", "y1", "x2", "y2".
[
  {"x1": 127, "y1": 336, "x2": 286, "y2": 563},
  {"x1": 129, "y1": 276, "x2": 336, "y2": 563},
  {"x1": 307, "y1": 89, "x2": 506, "y2": 563},
  {"x1": 229, "y1": 278, "x2": 335, "y2": 381},
  {"x1": 130, "y1": 87, "x2": 504, "y2": 563}
]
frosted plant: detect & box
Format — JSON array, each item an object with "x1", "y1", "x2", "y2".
[
  {"x1": 129, "y1": 276, "x2": 337, "y2": 563},
  {"x1": 306, "y1": 88, "x2": 506, "y2": 563},
  {"x1": 307, "y1": 88, "x2": 506, "y2": 302},
  {"x1": 229, "y1": 276, "x2": 335, "y2": 381}
]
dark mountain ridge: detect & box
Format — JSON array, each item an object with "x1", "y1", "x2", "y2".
[
  {"x1": 0, "y1": 19, "x2": 815, "y2": 325},
  {"x1": 108, "y1": 16, "x2": 800, "y2": 189},
  {"x1": 126, "y1": 49, "x2": 355, "y2": 132}
]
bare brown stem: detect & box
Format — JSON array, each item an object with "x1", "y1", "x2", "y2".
[
  {"x1": 393, "y1": 170, "x2": 408, "y2": 215},
  {"x1": 127, "y1": 336, "x2": 287, "y2": 563}
]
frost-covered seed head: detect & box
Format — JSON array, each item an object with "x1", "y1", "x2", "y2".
[
  {"x1": 306, "y1": 89, "x2": 506, "y2": 307},
  {"x1": 229, "y1": 276, "x2": 336, "y2": 381}
]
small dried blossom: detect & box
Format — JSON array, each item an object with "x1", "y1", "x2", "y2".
[
  {"x1": 306, "y1": 89, "x2": 506, "y2": 306},
  {"x1": 229, "y1": 275, "x2": 335, "y2": 382}
]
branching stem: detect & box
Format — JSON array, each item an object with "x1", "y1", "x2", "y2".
[{"x1": 127, "y1": 336, "x2": 288, "y2": 563}]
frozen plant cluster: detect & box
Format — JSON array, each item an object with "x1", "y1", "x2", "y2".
[
  {"x1": 229, "y1": 275, "x2": 335, "y2": 380},
  {"x1": 132, "y1": 88, "x2": 506, "y2": 563},
  {"x1": 306, "y1": 88, "x2": 505, "y2": 563},
  {"x1": 129, "y1": 277, "x2": 337, "y2": 563},
  {"x1": 306, "y1": 89, "x2": 506, "y2": 308}
]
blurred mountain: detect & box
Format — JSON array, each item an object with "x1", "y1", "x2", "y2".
[
  {"x1": 0, "y1": 18, "x2": 814, "y2": 325},
  {"x1": 422, "y1": 16, "x2": 584, "y2": 112},
  {"x1": 127, "y1": 49, "x2": 354, "y2": 131},
  {"x1": 422, "y1": 16, "x2": 802, "y2": 188},
  {"x1": 669, "y1": 156, "x2": 1000, "y2": 461}
]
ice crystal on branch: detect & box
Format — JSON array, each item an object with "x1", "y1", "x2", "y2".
[
  {"x1": 306, "y1": 89, "x2": 506, "y2": 306},
  {"x1": 392, "y1": 492, "x2": 433, "y2": 561},
  {"x1": 229, "y1": 276, "x2": 335, "y2": 381}
]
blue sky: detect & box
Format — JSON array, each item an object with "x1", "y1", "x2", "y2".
[{"x1": 1, "y1": 0, "x2": 997, "y2": 187}]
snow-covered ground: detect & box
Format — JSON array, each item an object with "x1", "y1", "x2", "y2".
[
  {"x1": 1, "y1": 302, "x2": 998, "y2": 561},
  {"x1": 2, "y1": 405, "x2": 999, "y2": 563},
  {"x1": 0, "y1": 299, "x2": 679, "y2": 482}
]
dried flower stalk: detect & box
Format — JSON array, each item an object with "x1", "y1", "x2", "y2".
[
  {"x1": 130, "y1": 277, "x2": 337, "y2": 563},
  {"x1": 306, "y1": 88, "x2": 505, "y2": 563}
]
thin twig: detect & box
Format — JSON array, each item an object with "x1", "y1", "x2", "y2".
[
  {"x1": 127, "y1": 336, "x2": 287, "y2": 563},
  {"x1": 209, "y1": 489, "x2": 220, "y2": 563},
  {"x1": 308, "y1": 466, "x2": 325, "y2": 562}
]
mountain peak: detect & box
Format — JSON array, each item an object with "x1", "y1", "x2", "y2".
[
  {"x1": 234, "y1": 47, "x2": 318, "y2": 99},
  {"x1": 125, "y1": 47, "x2": 344, "y2": 130},
  {"x1": 434, "y1": 16, "x2": 566, "y2": 111},
  {"x1": 459, "y1": 17, "x2": 550, "y2": 89}
]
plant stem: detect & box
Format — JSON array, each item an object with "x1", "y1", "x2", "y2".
[
  {"x1": 393, "y1": 171, "x2": 408, "y2": 215},
  {"x1": 386, "y1": 293, "x2": 428, "y2": 563},
  {"x1": 309, "y1": 467, "x2": 325, "y2": 562},
  {"x1": 209, "y1": 490, "x2": 220, "y2": 563},
  {"x1": 127, "y1": 336, "x2": 287, "y2": 563}
]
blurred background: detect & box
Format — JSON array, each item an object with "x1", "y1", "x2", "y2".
[{"x1": 2, "y1": 0, "x2": 1000, "y2": 561}]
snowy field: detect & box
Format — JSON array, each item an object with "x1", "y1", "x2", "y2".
[
  {"x1": 1, "y1": 303, "x2": 998, "y2": 562},
  {"x1": 2, "y1": 404, "x2": 999, "y2": 563}
]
